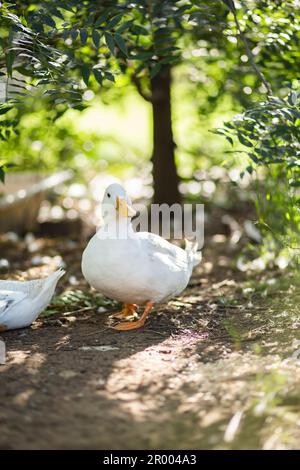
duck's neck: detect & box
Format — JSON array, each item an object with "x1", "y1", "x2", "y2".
[{"x1": 97, "y1": 216, "x2": 134, "y2": 239}]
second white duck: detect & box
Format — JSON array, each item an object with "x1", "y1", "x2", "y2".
[{"x1": 0, "y1": 269, "x2": 65, "y2": 331}]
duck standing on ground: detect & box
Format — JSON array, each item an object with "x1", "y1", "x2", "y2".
[{"x1": 82, "y1": 183, "x2": 201, "y2": 331}]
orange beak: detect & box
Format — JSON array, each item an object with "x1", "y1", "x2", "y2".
[{"x1": 116, "y1": 196, "x2": 136, "y2": 218}]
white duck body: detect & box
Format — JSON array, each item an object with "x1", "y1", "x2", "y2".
[
  {"x1": 82, "y1": 184, "x2": 201, "y2": 305},
  {"x1": 0, "y1": 270, "x2": 65, "y2": 331}
]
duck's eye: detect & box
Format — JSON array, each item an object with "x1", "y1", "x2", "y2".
[{"x1": 107, "y1": 193, "x2": 111, "y2": 198}]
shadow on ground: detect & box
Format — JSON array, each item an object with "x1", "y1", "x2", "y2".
[{"x1": 1, "y1": 239, "x2": 300, "y2": 449}]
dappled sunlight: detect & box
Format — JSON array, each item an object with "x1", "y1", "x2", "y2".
[
  {"x1": 84, "y1": 342, "x2": 300, "y2": 449},
  {"x1": 7, "y1": 350, "x2": 30, "y2": 366},
  {"x1": 12, "y1": 389, "x2": 35, "y2": 407},
  {"x1": 24, "y1": 352, "x2": 47, "y2": 375},
  {"x1": 1, "y1": 243, "x2": 300, "y2": 448},
  {"x1": 3, "y1": 350, "x2": 46, "y2": 379},
  {"x1": 1, "y1": 0, "x2": 300, "y2": 451},
  {"x1": 102, "y1": 335, "x2": 201, "y2": 418}
]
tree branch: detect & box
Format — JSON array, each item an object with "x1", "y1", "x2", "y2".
[
  {"x1": 231, "y1": 7, "x2": 273, "y2": 97},
  {"x1": 131, "y1": 73, "x2": 153, "y2": 102}
]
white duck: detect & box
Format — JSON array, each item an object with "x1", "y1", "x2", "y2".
[
  {"x1": 0, "y1": 269, "x2": 65, "y2": 331},
  {"x1": 82, "y1": 184, "x2": 201, "y2": 331}
]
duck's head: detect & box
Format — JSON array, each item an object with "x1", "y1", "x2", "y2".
[{"x1": 102, "y1": 183, "x2": 136, "y2": 220}]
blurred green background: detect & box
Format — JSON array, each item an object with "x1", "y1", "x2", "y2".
[{"x1": 1, "y1": 0, "x2": 300, "y2": 260}]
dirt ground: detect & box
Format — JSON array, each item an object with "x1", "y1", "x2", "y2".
[{"x1": 1, "y1": 226, "x2": 300, "y2": 451}]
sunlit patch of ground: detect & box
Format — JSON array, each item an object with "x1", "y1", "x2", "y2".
[{"x1": 1, "y1": 230, "x2": 300, "y2": 449}]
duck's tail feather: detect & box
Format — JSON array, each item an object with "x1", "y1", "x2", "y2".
[
  {"x1": 33, "y1": 268, "x2": 65, "y2": 304},
  {"x1": 185, "y1": 239, "x2": 202, "y2": 267},
  {"x1": 0, "y1": 269, "x2": 65, "y2": 295},
  {"x1": 44, "y1": 268, "x2": 65, "y2": 287},
  {"x1": 0, "y1": 269, "x2": 65, "y2": 330},
  {"x1": 48, "y1": 268, "x2": 65, "y2": 281}
]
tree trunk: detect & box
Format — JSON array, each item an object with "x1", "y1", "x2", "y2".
[{"x1": 151, "y1": 65, "x2": 181, "y2": 205}]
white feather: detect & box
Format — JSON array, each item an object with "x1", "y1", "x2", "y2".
[
  {"x1": 0, "y1": 270, "x2": 65, "y2": 331},
  {"x1": 82, "y1": 184, "x2": 202, "y2": 305}
]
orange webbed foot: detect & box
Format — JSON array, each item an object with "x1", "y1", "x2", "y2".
[
  {"x1": 111, "y1": 302, "x2": 153, "y2": 331},
  {"x1": 110, "y1": 304, "x2": 138, "y2": 320},
  {"x1": 112, "y1": 320, "x2": 145, "y2": 331}
]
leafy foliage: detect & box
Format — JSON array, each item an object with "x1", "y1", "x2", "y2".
[
  {"x1": 223, "y1": 89, "x2": 300, "y2": 182},
  {"x1": 44, "y1": 289, "x2": 117, "y2": 317},
  {"x1": 1, "y1": 0, "x2": 300, "y2": 249},
  {"x1": 216, "y1": 1, "x2": 300, "y2": 247},
  {"x1": 0, "y1": 1, "x2": 223, "y2": 106},
  {"x1": 222, "y1": 0, "x2": 300, "y2": 90},
  {"x1": 0, "y1": 0, "x2": 227, "y2": 169},
  {"x1": 217, "y1": 87, "x2": 300, "y2": 247}
]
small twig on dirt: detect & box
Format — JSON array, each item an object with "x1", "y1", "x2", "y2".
[
  {"x1": 83, "y1": 327, "x2": 111, "y2": 336},
  {"x1": 146, "y1": 329, "x2": 170, "y2": 337},
  {"x1": 212, "y1": 334, "x2": 234, "y2": 341},
  {"x1": 216, "y1": 304, "x2": 267, "y2": 310},
  {"x1": 63, "y1": 306, "x2": 97, "y2": 316},
  {"x1": 213, "y1": 333, "x2": 263, "y2": 342},
  {"x1": 241, "y1": 335, "x2": 263, "y2": 342},
  {"x1": 173, "y1": 300, "x2": 201, "y2": 306}
]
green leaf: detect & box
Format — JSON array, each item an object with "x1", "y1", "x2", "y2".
[
  {"x1": 157, "y1": 46, "x2": 180, "y2": 54},
  {"x1": 62, "y1": 28, "x2": 70, "y2": 40},
  {"x1": 249, "y1": 153, "x2": 260, "y2": 164},
  {"x1": 82, "y1": 64, "x2": 90, "y2": 86},
  {"x1": 116, "y1": 20, "x2": 133, "y2": 33},
  {"x1": 176, "y1": 4, "x2": 193, "y2": 15},
  {"x1": 42, "y1": 14, "x2": 56, "y2": 28},
  {"x1": 159, "y1": 55, "x2": 178, "y2": 64},
  {"x1": 93, "y1": 68, "x2": 103, "y2": 85},
  {"x1": 95, "y1": 11, "x2": 110, "y2": 27},
  {"x1": 131, "y1": 51, "x2": 153, "y2": 60},
  {"x1": 104, "y1": 32, "x2": 115, "y2": 55},
  {"x1": 0, "y1": 106, "x2": 12, "y2": 115},
  {"x1": 150, "y1": 63, "x2": 161, "y2": 79},
  {"x1": 288, "y1": 90, "x2": 298, "y2": 106},
  {"x1": 6, "y1": 51, "x2": 14, "y2": 78},
  {"x1": 107, "y1": 14, "x2": 123, "y2": 29},
  {"x1": 222, "y1": 0, "x2": 236, "y2": 13},
  {"x1": 237, "y1": 132, "x2": 253, "y2": 147},
  {"x1": 134, "y1": 63, "x2": 146, "y2": 74},
  {"x1": 114, "y1": 33, "x2": 127, "y2": 56},
  {"x1": 104, "y1": 71, "x2": 115, "y2": 82},
  {"x1": 59, "y1": 2, "x2": 74, "y2": 13},
  {"x1": 80, "y1": 29, "x2": 88, "y2": 45},
  {"x1": 131, "y1": 25, "x2": 149, "y2": 35},
  {"x1": 71, "y1": 29, "x2": 78, "y2": 41},
  {"x1": 51, "y1": 8, "x2": 65, "y2": 20},
  {"x1": 0, "y1": 166, "x2": 5, "y2": 183},
  {"x1": 92, "y1": 30, "x2": 100, "y2": 48}
]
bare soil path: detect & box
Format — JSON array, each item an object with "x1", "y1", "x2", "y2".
[{"x1": 1, "y1": 236, "x2": 300, "y2": 449}]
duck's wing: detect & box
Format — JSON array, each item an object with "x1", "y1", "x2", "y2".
[
  {"x1": 0, "y1": 278, "x2": 46, "y2": 296},
  {"x1": 0, "y1": 290, "x2": 27, "y2": 318},
  {"x1": 137, "y1": 232, "x2": 188, "y2": 270}
]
